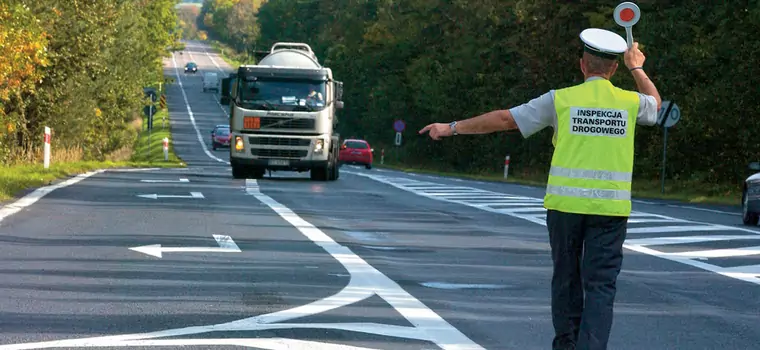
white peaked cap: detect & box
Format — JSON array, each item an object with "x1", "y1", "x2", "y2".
[{"x1": 580, "y1": 28, "x2": 628, "y2": 59}]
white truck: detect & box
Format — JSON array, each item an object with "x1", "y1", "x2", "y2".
[{"x1": 220, "y1": 42, "x2": 344, "y2": 181}]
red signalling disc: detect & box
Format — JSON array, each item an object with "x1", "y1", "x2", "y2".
[{"x1": 620, "y1": 8, "x2": 635, "y2": 22}]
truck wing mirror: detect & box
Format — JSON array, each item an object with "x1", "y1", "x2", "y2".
[
  {"x1": 335, "y1": 101, "x2": 344, "y2": 109},
  {"x1": 750, "y1": 162, "x2": 760, "y2": 171}
]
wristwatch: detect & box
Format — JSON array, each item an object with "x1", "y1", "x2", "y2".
[{"x1": 449, "y1": 121, "x2": 458, "y2": 135}]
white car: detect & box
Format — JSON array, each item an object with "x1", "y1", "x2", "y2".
[{"x1": 202, "y1": 72, "x2": 219, "y2": 92}]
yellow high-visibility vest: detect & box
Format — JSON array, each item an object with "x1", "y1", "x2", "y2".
[{"x1": 544, "y1": 78, "x2": 640, "y2": 217}]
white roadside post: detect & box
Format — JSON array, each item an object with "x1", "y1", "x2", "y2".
[
  {"x1": 163, "y1": 137, "x2": 169, "y2": 161},
  {"x1": 381, "y1": 148, "x2": 385, "y2": 165},
  {"x1": 43, "y1": 126, "x2": 51, "y2": 169},
  {"x1": 503, "y1": 155, "x2": 510, "y2": 179}
]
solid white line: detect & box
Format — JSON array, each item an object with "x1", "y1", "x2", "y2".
[
  {"x1": 665, "y1": 246, "x2": 760, "y2": 258},
  {"x1": 624, "y1": 235, "x2": 760, "y2": 246},
  {"x1": 171, "y1": 52, "x2": 230, "y2": 165},
  {"x1": 0, "y1": 170, "x2": 104, "y2": 224},
  {"x1": 667, "y1": 204, "x2": 741, "y2": 216},
  {"x1": 626, "y1": 225, "x2": 727, "y2": 234}
]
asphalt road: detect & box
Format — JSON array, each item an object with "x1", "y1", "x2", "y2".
[{"x1": 0, "y1": 41, "x2": 759, "y2": 349}]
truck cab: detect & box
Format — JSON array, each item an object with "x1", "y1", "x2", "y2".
[{"x1": 220, "y1": 42, "x2": 344, "y2": 181}]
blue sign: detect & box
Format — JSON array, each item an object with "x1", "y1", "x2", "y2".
[{"x1": 393, "y1": 119, "x2": 406, "y2": 133}]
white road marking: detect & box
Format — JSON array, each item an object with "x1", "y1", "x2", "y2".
[
  {"x1": 136, "y1": 192, "x2": 204, "y2": 200},
  {"x1": 129, "y1": 234, "x2": 241, "y2": 258},
  {"x1": 626, "y1": 225, "x2": 727, "y2": 234},
  {"x1": 667, "y1": 204, "x2": 741, "y2": 216},
  {"x1": 664, "y1": 246, "x2": 760, "y2": 258},
  {"x1": 107, "y1": 168, "x2": 162, "y2": 172},
  {"x1": 344, "y1": 170, "x2": 760, "y2": 286},
  {"x1": 420, "y1": 282, "x2": 507, "y2": 290},
  {"x1": 0, "y1": 170, "x2": 104, "y2": 225},
  {"x1": 140, "y1": 178, "x2": 190, "y2": 183},
  {"x1": 171, "y1": 52, "x2": 230, "y2": 165},
  {"x1": 632, "y1": 199, "x2": 656, "y2": 204},
  {"x1": 625, "y1": 235, "x2": 760, "y2": 246}
]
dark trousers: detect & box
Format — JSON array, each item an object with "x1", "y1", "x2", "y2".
[{"x1": 546, "y1": 209, "x2": 627, "y2": 350}]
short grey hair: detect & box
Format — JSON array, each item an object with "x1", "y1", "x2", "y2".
[{"x1": 582, "y1": 52, "x2": 617, "y2": 75}]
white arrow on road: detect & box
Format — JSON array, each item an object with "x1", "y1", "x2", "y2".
[
  {"x1": 137, "y1": 192, "x2": 204, "y2": 199},
  {"x1": 140, "y1": 178, "x2": 190, "y2": 183},
  {"x1": 129, "y1": 234, "x2": 241, "y2": 258}
]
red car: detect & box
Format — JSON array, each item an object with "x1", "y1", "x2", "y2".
[
  {"x1": 210, "y1": 125, "x2": 230, "y2": 150},
  {"x1": 339, "y1": 139, "x2": 373, "y2": 169}
]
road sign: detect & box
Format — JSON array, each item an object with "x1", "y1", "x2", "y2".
[
  {"x1": 393, "y1": 119, "x2": 406, "y2": 133},
  {"x1": 394, "y1": 132, "x2": 402, "y2": 146},
  {"x1": 663, "y1": 103, "x2": 681, "y2": 128},
  {"x1": 614, "y1": 2, "x2": 641, "y2": 48},
  {"x1": 657, "y1": 100, "x2": 681, "y2": 128}
]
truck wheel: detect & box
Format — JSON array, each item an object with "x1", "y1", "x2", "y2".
[
  {"x1": 232, "y1": 164, "x2": 246, "y2": 179},
  {"x1": 310, "y1": 165, "x2": 328, "y2": 181},
  {"x1": 251, "y1": 168, "x2": 266, "y2": 179},
  {"x1": 365, "y1": 163, "x2": 372, "y2": 170}
]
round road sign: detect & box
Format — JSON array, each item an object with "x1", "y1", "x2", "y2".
[
  {"x1": 663, "y1": 103, "x2": 681, "y2": 128},
  {"x1": 393, "y1": 119, "x2": 406, "y2": 133},
  {"x1": 614, "y1": 2, "x2": 641, "y2": 27}
]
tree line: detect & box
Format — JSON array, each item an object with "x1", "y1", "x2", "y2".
[
  {"x1": 0, "y1": 0, "x2": 180, "y2": 164},
  {"x1": 195, "y1": 1, "x2": 760, "y2": 189}
]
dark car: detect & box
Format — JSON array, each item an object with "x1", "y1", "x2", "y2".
[
  {"x1": 742, "y1": 162, "x2": 760, "y2": 225},
  {"x1": 338, "y1": 139, "x2": 373, "y2": 169},
  {"x1": 210, "y1": 124, "x2": 230, "y2": 150},
  {"x1": 184, "y1": 62, "x2": 198, "y2": 73}
]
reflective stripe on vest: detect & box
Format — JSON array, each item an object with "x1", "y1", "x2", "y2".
[
  {"x1": 546, "y1": 184, "x2": 631, "y2": 201},
  {"x1": 543, "y1": 79, "x2": 640, "y2": 217},
  {"x1": 549, "y1": 165, "x2": 632, "y2": 182}
]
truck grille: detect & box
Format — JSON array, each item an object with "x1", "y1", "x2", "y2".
[
  {"x1": 249, "y1": 137, "x2": 311, "y2": 147},
  {"x1": 251, "y1": 149, "x2": 308, "y2": 158},
  {"x1": 259, "y1": 117, "x2": 315, "y2": 130}
]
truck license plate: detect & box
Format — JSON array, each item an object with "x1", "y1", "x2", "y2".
[
  {"x1": 268, "y1": 159, "x2": 289, "y2": 166},
  {"x1": 244, "y1": 117, "x2": 260, "y2": 129}
]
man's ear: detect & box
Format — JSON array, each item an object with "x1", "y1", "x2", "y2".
[
  {"x1": 580, "y1": 58, "x2": 586, "y2": 75},
  {"x1": 610, "y1": 61, "x2": 619, "y2": 76}
]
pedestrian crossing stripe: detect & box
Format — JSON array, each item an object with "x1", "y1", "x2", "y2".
[{"x1": 346, "y1": 171, "x2": 760, "y2": 286}]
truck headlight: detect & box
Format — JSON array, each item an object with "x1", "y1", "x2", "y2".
[
  {"x1": 234, "y1": 136, "x2": 244, "y2": 152},
  {"x1": 314, "y1": 139, "x2": 324, "y2": 152}
]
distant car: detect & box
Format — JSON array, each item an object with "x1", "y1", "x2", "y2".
[
  {"x1": 202, "y1": 72, "x2": 219, "y2": 92},
  {"x1": 184, "y1": 62, "x2": 198, "y2": 73},
  {"x1": 742, "y1": 162, "x2": 760, "y2": 225},
  {"x1": 210, "y1": 124, "x2": 230, "y2": 150},
  {"x1": 339, "y1": 139, "x2": 373, "y2": 169}
]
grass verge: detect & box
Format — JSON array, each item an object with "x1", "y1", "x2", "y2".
[
  {"x1": 208, "y1": 40, "x2": 248, "y2": 67},
  {"x1": 375, "y1": 162, "x2": 741, "y2": 206},
  {"x1": 0, "y1": 108, "x2": 185, "y2": 202}
]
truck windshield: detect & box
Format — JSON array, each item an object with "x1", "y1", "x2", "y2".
[{"x1": 238, "y1": 78, "x2": 327, "y2": 112}]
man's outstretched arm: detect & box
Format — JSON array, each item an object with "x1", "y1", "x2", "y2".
[{"x1": 419, "y1": 92, "x2": 555, "y2": 140}]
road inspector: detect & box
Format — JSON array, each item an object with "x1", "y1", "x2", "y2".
[{"x1": 419, "y1": 28, "x2": 662, "y2": 350}]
